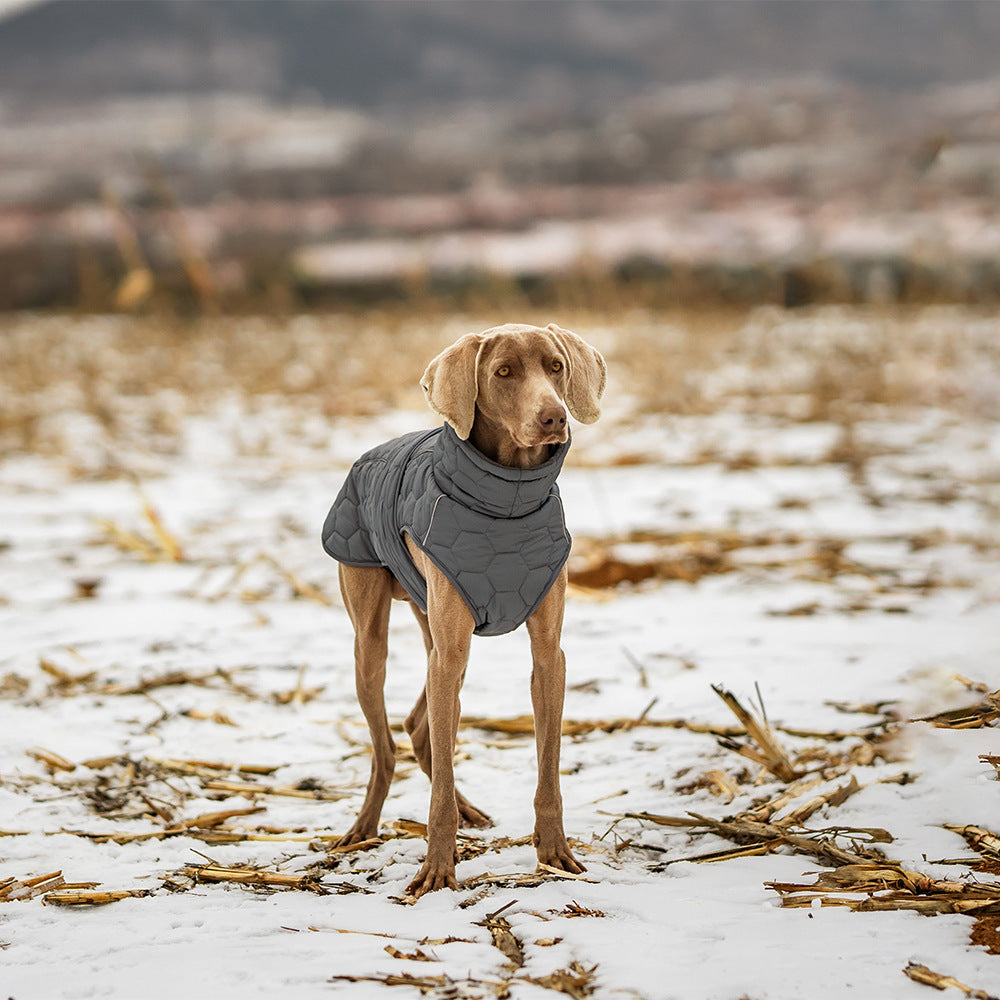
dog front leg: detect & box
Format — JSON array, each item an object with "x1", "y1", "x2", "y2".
[
  {"x1": 406, "y1": 561, "x2": 475, "y2": 897},
  {"x1": 526, "y1": 568, "x2": 586, "y2": 874},
  {"x1": 405, "y1": 605, "x2": 492, "y2": 829},
  {"x1": 335, "y1": 564, "x2": 396, "y2": 847}
]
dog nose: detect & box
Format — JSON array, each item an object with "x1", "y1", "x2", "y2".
[{"x1": 539, "y1": 405, "x2": 567, "y2": 431}]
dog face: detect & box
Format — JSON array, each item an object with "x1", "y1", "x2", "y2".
[{"x1": 420, "y1": 323, "x2": 606, "y2": 443}]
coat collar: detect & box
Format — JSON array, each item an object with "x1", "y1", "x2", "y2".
[{"x1": 431, "y1": 423, "x2": 569, "y2": 518}]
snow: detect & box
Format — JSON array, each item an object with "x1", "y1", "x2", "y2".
[{"x1": 2, "y1": 343, "x2": 1000, "y2": 999}]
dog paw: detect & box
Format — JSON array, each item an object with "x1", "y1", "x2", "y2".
[
  {"x1": 406, "y1": 861, "x2": 458, "y2": 897},
  {"x1": 538, "y1": 849, "x2": 587, "y2": 875},
  {"x1": 534, "y1": 832, "x2": 587, "y2": 875},
  {"x1": 334, "y1": 824, "x2": 379, "y2": 849},
  {"x1": 456, "y1": 792, "x2": 493, "y2": 829}
]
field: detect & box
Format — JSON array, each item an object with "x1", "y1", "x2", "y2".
[{"x1": 2, "y1": 305, "x2": 1000, "y2": 999}]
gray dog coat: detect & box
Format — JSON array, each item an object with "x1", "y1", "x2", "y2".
[{"x1": 321, "y1": 424, "x2": 571, "y2": 636}]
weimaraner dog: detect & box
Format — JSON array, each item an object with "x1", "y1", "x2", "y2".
[{"x1": 323, "y1": 322, "x2": 606, "y2": 896}]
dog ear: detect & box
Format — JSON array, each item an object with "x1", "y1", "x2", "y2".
[
  {"x1": 546, "y1": 324, "x2": 606, "y2": 424},
  {"x1": 420, "y1": 333, "x2": 484, "y2": 439}
]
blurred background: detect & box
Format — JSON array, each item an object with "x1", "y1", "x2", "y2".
[{"x1": 1, "y1": 0, "x2": 999, "y2": 315}]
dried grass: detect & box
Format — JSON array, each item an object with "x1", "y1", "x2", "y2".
[
  {"x1": 4, "y1": 306, "x2": 999, "y2": 468},
  {"x1": 0, "y1": 312, "x2": 458, "y2": 461}
]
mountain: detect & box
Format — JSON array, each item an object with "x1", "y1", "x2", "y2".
[{"x1": 1, "y1": 0, "x2": 999, "y2": 112}]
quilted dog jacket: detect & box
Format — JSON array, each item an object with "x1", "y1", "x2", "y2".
[{"x1": 321, "y1": 424, "x2": 571, "y2": 636}]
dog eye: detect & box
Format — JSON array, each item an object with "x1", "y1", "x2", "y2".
[
  {"x1": 496, "y1": 365, "x2": 511, "y2": 377},
  {"x1": 551, "y1": 360, "x2": 563, "y2": 372}
]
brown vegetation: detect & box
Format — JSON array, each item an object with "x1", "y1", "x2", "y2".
[{"x1": 3, "y1": 305, "x2": 999, "y2": 470}]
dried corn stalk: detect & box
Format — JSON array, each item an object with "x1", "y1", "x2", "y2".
[
  {"x1": 95, "y1": 490, "x2": 183, "y2": 563},
  {"x1": 904, "y1": 963, "x2": 999, "y2": 999},
  {"x1": 328, "y1": 972, "x2": 502, "y2": 994},
  {"x1": 633, "y1": 771, "x2": 890, "y2": 871},
  {"x1": 138, "y1": 489, "x2": 183, "y2": 561},
  {"x1": 743, "y1": 774, "x2": 827, "y2": 822},
  {"x1": 701, "y1": 769, "x2": 741, "y2": 803},
  {"x1": 27, "y1": 747, "x2": 76, "y2": 773},
  {"x1": 200, "y1": 778, "x2": 351, "y2": 801},
  {"x1": 477, "y1": 900, "x2": 524, "y2": 968},
  {"x1": 149, "y1": 757, "x2": 277, "y2": 777},
  {"x1": 98, "y1": 669, "x2": 217, "y2": 696},
  {"x1": 323, "y1": 836, "x2": 383, "y2": 855},
  {"x1": 712, "y1": 685, "x2": 799, "y2": 782},
  {"x1": 183, "y1": 863, "x2": 329, "y2": 894},
  {"x1": 766, "y1": 860, "x2": 1000, "y2": 915},
  {"x1": 44, "y1": 889, "x2": 150, "y2": 906},
  {"x1": 460, "y1": 869, "x2": 597, "y2": 892},
  {"x1": 524, "y1": 961, "x2": 598, "y2": 998},
  {"x1": 273, "y1": 664, "x2": 325, "y2": 705},
  {"x1": 39, "y1": 657, "x2": 96, "y2": 692},
  {"x1": 383, "y1": 945, "x2": 436, "y2": 962},
  {"x1": 1, "y1": 871, "x2": 66, "y2": 901},
  {"x1": 455, "y1": 711, "x2": 874, "y2": 742},
  {"x1": 779, "y1": 775, "x2": 862, "y2": 826},
  {"x1": 201, "y1": 553, "x2": 331, "y2": 605},
  {"x1": 945, "y1": 825, "x2": 1000, "y2": 862},
  {"x1": 0, "y1": 672, "x2": 30, "y2": 698},
  {"x1": 913, "y1": 691, "x2": 1000, "y2": 730},
  {"x1": 550, "y1": 901, "x2": 606, "y2": 918}
]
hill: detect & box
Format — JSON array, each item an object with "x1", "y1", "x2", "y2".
[{"x1": 2, "y1": 0, "x2": 999, "y2": 111}]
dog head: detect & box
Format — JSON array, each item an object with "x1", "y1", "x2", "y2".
[{"x1": 420, "y1": 323, "x2": 606, "y2": 446}]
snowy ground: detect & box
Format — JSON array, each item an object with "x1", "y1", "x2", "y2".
[{"x1": 2, "y1": 309, "x2": 1000, "y2": 999}]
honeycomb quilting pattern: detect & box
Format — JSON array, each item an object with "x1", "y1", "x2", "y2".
[{"x1": 322, "y1": 425, "x2": 571, "y2": 636}]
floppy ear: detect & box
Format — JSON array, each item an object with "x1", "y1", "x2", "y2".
[
  {"x1": 420, "y1": 333, "x2": 484, "y2": 439},
  {"x1": 546, "y1": 324, "x2": 607, "y2": 424}
]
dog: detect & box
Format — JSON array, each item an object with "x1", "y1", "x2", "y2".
[{"x1": 321, "y1": 322, "x2": 606, "y2": 896}]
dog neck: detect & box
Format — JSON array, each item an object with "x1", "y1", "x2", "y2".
[
  {"x1": 469, "y1": 414, "x2": 555, "y2": 469},
  {"x1": 434, "y1": 423, "x2": 569, "y2": 521}
]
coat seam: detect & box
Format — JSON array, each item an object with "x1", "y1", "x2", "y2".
[{"x1": 420, "y1": 493, "x2": 446, "y2": 547}]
